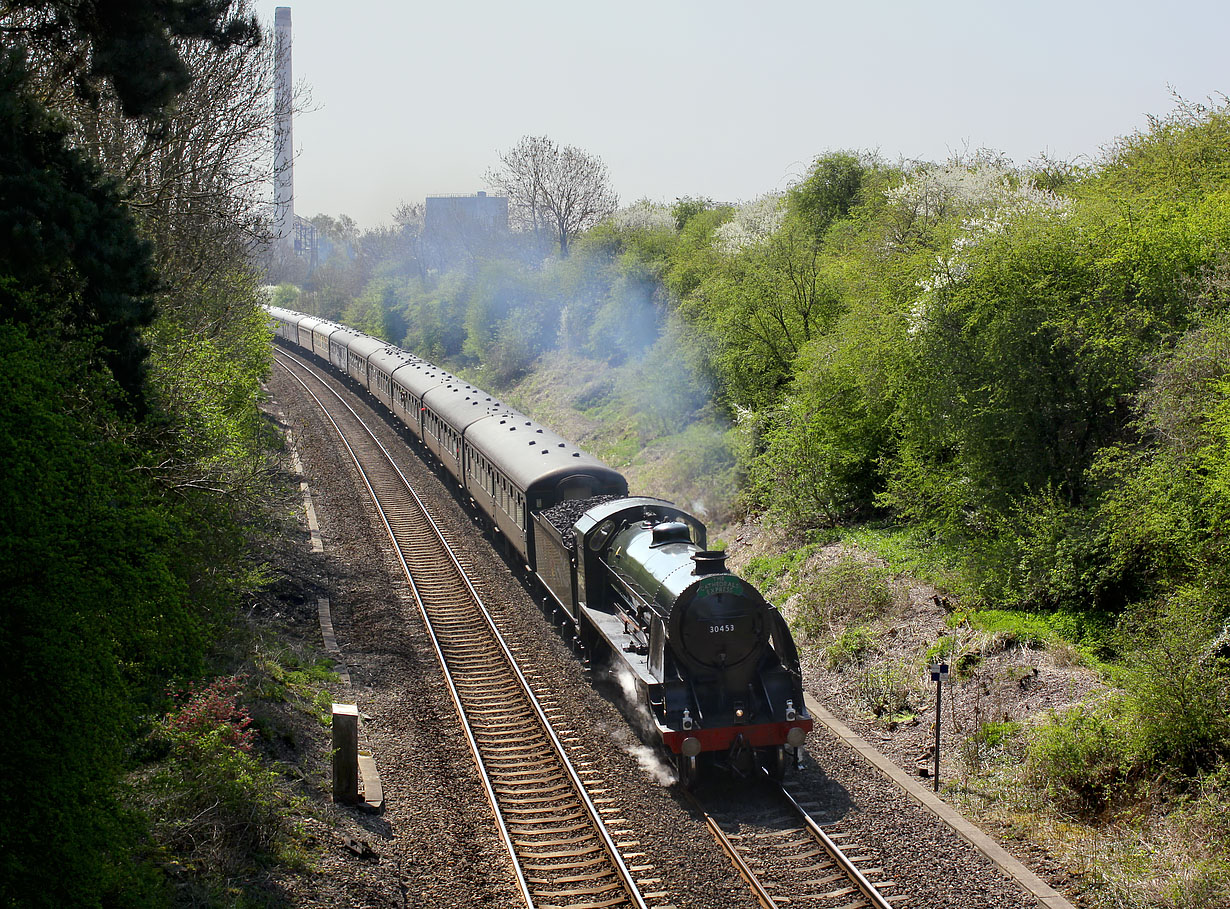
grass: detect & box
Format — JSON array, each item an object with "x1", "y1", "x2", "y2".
[
  {"x1": 837, "y1": 521, "x2": 964, "y2": 592},
  {"x1": 742, "y1": 529, "x2": 839, "y2": 601},
  {"x1": 947, "y1": 607, "x2": 1114, "y2": 671},
  {"x1": 252, "y1": 645, "x2": 341, "y2": 726}
]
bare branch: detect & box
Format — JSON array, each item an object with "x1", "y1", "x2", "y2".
[{"x1": 485, "y1": 135, "x2": 617, "y2": 257}]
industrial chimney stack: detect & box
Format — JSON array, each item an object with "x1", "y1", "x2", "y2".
[{"x1": 273, "y1": 6, "x2": 294, "y2": 245}]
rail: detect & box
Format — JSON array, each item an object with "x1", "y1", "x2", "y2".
[{"x1": 275, "y1": 350, "x2": 650, "y2": 909}]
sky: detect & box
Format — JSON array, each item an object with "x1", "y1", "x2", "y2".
[{"x1": 254, "y1": 0, "x2": 1230, "y2": 228}]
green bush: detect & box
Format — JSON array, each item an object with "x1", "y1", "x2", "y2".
[
  {"x1": 959, "y1": 719, "x2": 1024, "y2": 773},
  {"x1": 853, "y1": 662, "x2": 919, "y2": 718},
  {"x1": 145, "y1": 676, "x2": 308, "y2": 887},
  {"x1": 1116, "y1": 594, "x2": 1230, "y2": 772},
  {"x1": 793, "y1": 555, "x2": 894, "y2": 641},
  {"x1": 252, "y1": 648, "x2": 340, "y2": 726},
  {"x1": 750, "y1": 325, "x2": 896, "y2": 526},
  {"x1": 823, "y1": 625, "x2": 875, "y2": 670},
  {"x1": 1180, "y1": 762, "x2": 1230, "y2": 852},
  {"x1": 1025, "y1": 700, "x2": 1138, "y2": 816}
]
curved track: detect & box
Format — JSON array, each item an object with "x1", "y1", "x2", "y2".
[
  {"x1": 693, "y1": 778, "x2": 897, "y2": 909},
  {"x1": 276, "y1": 350, "x2": 652, "y2": 909}
]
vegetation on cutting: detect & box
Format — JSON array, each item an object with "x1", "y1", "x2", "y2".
[{"x1": 5, "y1": 0, "x2": 1230, "y2": 902}]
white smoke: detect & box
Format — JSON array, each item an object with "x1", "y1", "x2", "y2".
[{"x1": 606, "y1": 662, "x2": 678, "y2": 787}]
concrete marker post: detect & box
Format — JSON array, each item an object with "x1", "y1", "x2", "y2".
[{"x1": 332, "y1": 703, "x2": 360, "y2": 804}]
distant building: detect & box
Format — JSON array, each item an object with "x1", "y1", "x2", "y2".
[
  {"x1": 292, "y1": 215, "x2": 317, "y2": 268},
  {"x1": 422, "y1": 191, "x2": 509, "y2": 269},
  {"x1": 425, "y1": 191, "x2": 508, "y2": 234}
]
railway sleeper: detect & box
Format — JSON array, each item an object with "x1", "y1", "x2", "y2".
[
  {"x1": 534, "y1": 896, "x2": 629, "y2": 909},
  {"x1": 551, "y1": 871, "x2": 624, "y2": 885},
  {"x1": 490, "y1": 761, "x2": 560, "y2": 776},
  {"x1": 495, "y1": 781, "x2": 571, "y2": 798},
  {"x1": 501, "y1": 793, "x2": 576, "y2": 808},
  {"x1": 519, "y1": 856, "x2": 610, "y2": 873},
  {"x1": 508, "y1": 823, "x2": 591, "y2": 838},
  {"x1": 533, "y1": 882, "x2": 624, "y2": 900},
  {"x1": 504, "y1": 805, "x2": 587, "y2": 819},
  {"x1": 516, "y1": 843, "x2": 604, "y2": 861}
]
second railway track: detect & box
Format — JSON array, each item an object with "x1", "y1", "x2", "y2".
[
  {"x1": 692, "y1": 778, "x2": 898, "y2": 909},
  {"x1": 275, "y1": 350, "x2": 658, "y2": 909}
]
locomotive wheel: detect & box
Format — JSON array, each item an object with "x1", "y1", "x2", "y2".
[
  {"x1": 762, "y1": 745, "x2": 788, "y2": 781},
  {"x1": 676, "y1": 754, "x2": 699, "y2": 789}
]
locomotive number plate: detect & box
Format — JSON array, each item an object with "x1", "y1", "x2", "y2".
[{"x1": 709, "y1": 624, "x2": 736, "y2": 634}]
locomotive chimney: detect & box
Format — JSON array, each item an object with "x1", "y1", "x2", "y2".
[{"x1": 692, "y1": 551, "x2": 727, "y2": 575}]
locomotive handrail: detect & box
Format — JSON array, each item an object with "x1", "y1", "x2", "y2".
[{"x1": 597, "y1": 557, "x2": 653, "y2": 648}]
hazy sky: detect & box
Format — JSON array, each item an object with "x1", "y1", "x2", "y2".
[{"x1": 255, "y1": 0, "x2": 1229, "y2": 228}]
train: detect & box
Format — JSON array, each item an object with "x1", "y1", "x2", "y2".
[{"x1": 267, "y1": 305, "x2": 813, "y2": 786}]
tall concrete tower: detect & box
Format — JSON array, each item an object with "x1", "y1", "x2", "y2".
[{"x1": 273, "y1": 6, "x2": 294, "y2": 245}]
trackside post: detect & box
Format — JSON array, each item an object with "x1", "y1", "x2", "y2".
[{"x1": 332, "y1": 703, "x2": 360, "y2": 804}]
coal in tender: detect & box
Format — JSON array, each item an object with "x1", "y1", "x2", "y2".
[{"x1": 540, "y1": 495, "x2": 624, "y2": 549}]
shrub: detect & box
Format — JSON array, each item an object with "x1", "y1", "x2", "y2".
[
  {"x1": 959, "y1": 719, "x2": 1024, "y2": 773},
  {"x1": 144, "y1": 675, "x2": 307, "y2": 886},
  {"x1": 793, "y1": 555, "x2": 894, "y2": 641},
  {"x1": 252, "y1": 648, "x2": 339, "y2": 726},
  {"x1": 1025, "y1": 700, "x2": 1138, "y2": 816},
  {"x1": 853, "y1": 662, "x2": 920, "y2": 718},
  {"x1": 823, "y1": 625, "x2": 875, "y2": 670},
  {"x1": 1180, "y1": 762, "x2": 1230, "y2": 853},
  {"x1": 163, "y1": 675, "x2": 256, "y2": 756},
  {"x1": 1116, "y1": 594, "x2": 1230, "y2": 773}
]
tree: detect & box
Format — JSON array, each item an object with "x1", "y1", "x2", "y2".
[
  {"x1": 0, "y1": 48, "x2": 156, "y2": 409},
  {"x1": 486, "y1": 135, "x2": 618, "y2": 257},
  {"x1": 0, "y1": 0, "x2": 259, "y2": 118},
  {"x1": 788, "y1": 151, "x2": 866, "y2": 240},
  {"x1": 65, "y1": 0, "x2": 278, "y2": 283},
  {"x1": 0, "y1": 5, "x2": 278, "y2": 900},
  {"x1": 1, "y1": 0, "x2": 272, "y2": 410},
  {"x1": 680, "y1": 201, "x2": 844, "y2": 412}
]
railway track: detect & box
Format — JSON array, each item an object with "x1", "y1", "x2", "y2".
[
  {"x1": 693, "y1": 778, "x2": 898, "y2": 909},
  {"x1": 275, "y1": 350, "x2": 656, "y2": 909}
]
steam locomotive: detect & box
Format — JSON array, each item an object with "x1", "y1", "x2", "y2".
[{"x1": 268, "y1": 306, "x2": 812, "y2": 785}]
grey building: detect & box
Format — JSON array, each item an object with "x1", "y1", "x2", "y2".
[{"x1": 423, "y1": 191, "x2": 509, "y2": 269}]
